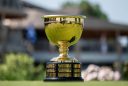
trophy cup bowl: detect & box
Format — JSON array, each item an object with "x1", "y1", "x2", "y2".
[{"x1": 42, "y1": 15, "x2": 85, "y2": 81}]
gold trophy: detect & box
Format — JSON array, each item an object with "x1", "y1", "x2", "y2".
[{"x1": 42, "y1": 15, "x2": 85, "y2": 81}]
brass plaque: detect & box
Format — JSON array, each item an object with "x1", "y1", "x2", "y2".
[
  {"x1": 74, "y1": 64, "x2": 80, "y2": 68},
  {"x1": 58, "y1": 73, "x2": 72, "y2": 77},
  {"x1": 47, "y1": 73, "x2": 56, "y2": 77},
  {"x1": 58, "y1": 68, "x2": 71, "y2": 72},
  {"x1": 46, "y1": 64, "x2": 56, "y2": 68},
  {"x1": 74, "y1": 69, "x2": 80, "y2": 72},
  {"x1": 74, "y1": 73, "x2": 80, "y2": 77},
  {"x1": 47, "y1": 69, "x2": 56, "y2": 72},
  {"x1": 58, "y1": 64, "x2": 71, "y2": 68}
]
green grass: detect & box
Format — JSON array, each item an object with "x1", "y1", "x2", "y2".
[{"x1": 0, "y1": 81, "x2": 128, "y2": 86}]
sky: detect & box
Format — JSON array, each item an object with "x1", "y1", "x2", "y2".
[{"x1": 26, "y1": 0, "x2": 128, "y2": 25}]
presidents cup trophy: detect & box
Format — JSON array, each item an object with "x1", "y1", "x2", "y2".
[{"x1": 42, "y1": 15, "x2": 86, "y2": 81}]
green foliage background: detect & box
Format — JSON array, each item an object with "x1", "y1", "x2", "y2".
[
  {"x1": 0, "y1": 53, "x2": 44, "y2": 80},
  {"x1": 122, "y1": 62, "x2": 128, "y2": 80},
  {"x1": 62, "y1": 0, "x2": 108, "y2": 20}
]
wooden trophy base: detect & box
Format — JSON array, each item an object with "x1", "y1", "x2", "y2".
[{"x1": 44, "y1": 61, "x2": 83, "y2": 81}]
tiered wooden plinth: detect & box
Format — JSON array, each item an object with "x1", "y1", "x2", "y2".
[{"x1": 44, "y1": 61, "x2": 83, "y2": 81}]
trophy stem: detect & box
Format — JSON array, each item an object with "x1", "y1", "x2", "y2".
[{"x1": 57, "y1": 41, "x2": 71, "y2": 61}]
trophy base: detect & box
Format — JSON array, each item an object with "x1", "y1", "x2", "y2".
[
  {"x1": 44, "y1": 61, "x2": 83, "y2": 81},
  {"x1": 44, "y1": 77, "x2": 83, "y2": 81}
]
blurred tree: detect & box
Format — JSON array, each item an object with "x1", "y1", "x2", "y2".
[
  {"x1": 0, "y1": 53, "x2": 44, "y2": 80},
  {"x1": 122, "y1": 62, "x2": 128, "y2": 80},
  {"x1": 62, "y1": 0, "x2": 108, "y2": 20},
  {"x1": 62, "y1": 1, "x2": 78, "y2": 8}
]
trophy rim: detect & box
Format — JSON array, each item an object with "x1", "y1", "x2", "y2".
[{"x1": 42, "y1": 15, "x2": 86, "y2": 18}]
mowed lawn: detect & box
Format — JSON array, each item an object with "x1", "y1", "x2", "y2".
[{"x1": 0, "y1": 81, "x2": 128, "y2": 86}]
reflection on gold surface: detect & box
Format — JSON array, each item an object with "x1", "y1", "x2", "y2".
[{"x1": 45, "y1": 23, "x2": 83, "y2": 46}]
